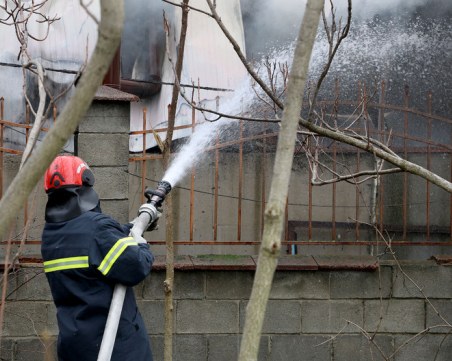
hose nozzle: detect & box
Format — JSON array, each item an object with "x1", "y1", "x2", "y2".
[{"x1": 144, "y1": 180, "x2": 172, "y2": 208}]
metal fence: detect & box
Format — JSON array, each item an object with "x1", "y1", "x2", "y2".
[{"x1": 1, "y1": 82, "x2": 452, "y2": 253}]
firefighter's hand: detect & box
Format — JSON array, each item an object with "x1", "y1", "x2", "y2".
[{"x1": 138, "y1": 203, "x2": 162, "y2": 231}]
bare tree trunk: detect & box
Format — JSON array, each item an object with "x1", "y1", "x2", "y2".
[
  {"x1": 163, "y1": 2, "x2": 190, "y2": 360},
  {"x1": 0, "y1": 0, "x2": 124, "y2": 239},
  {"x1": 238, "y1": 1, "x2": 324, "y2": 360}
]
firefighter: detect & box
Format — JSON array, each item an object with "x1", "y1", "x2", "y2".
[{"x1": 41, "y1": 155, "x2": 158, "y2": 361}]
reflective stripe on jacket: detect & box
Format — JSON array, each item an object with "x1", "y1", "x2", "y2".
[{"x1": 41, "y1": 210, "x2": 154, "y2": 361}]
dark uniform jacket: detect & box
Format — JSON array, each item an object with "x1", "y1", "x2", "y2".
[{"x1": 41, "y1": 209, "x2": 154, "y2": 361}]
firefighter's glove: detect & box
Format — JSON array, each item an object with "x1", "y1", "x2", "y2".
[{"x1": 138, "y1": 203, "x2": 162, "y2": 231}]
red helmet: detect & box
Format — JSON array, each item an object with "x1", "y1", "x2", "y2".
[{"x1": 44, "y1": 155, "x2": 95, "y2": 192}]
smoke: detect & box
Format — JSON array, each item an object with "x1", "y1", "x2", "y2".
[
  {"x1": 121, "y1": 1, "x2": 171, "y2": 80},
  {"x1": 241, "y1": 0, "x2": 452, "y2": 56}
]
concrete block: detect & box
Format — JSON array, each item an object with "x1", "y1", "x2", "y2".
[
  {"x1": 206, "y1": 271, "x2": 254, "y2": 299},
  {"x1": 150, "y1": 336, "x2": 164, "y2": 361},
  {"x1": 80, "y1": 104, "x2": 129, "y2": 133},
  {"x1": 333, "y1": 334, "x2": 393, "y2": 361},
  {"x1": 208, "y1": 335, "x2": 269, "y2": 361},
  {"x1": 176, "y1": 300, "x2": 239, "y2": 334},
  {"x1": 14, "y1": 336, "x2": 57, "y2": 361},
  {"x1": 9, "y1": 269, "x2": 52, "y2": 301},
  {"x1": 0, "y1": 338, "x2": 14, "y2": 361},
  {"x1": 301, "y1": 300, "x2": 364, "y2": 333},
  {"x1": 3, "y1": 301, "x2": 58, "y2": 337},
  {"x1": 268, "y1": 335, "x2": 332, "y2": 361},
  {"x1": 174, "y1": 272, "x2": 205, "y2": 300},
  {"x1": 270, "y1": 271, "x2": 330, "y2": 300},
  {"x1": 143, "y1": 272, "x2": 165, "y2": 300},
  {"x1": 393, "y1": 262, "x2": 452, "y2": 298},
  {"x1": 364, "y1": 299, "x2": 424, "y2": 333},
  {"x1": 394, "y1": 334, "x2": 452, "y2": 361},
  {"x1": 92, "y1": 166, "x2": 128, "y2": 200},
  {"x1": 99, "y1": 200, "x2": 129, "y2": 224},
  {"x1": 174, "y1": 335, "x2": 207, "y2": 361},
  {"x1": 83, "y1": 101, "x2": 130, "y2": 120},
  {"x1": 77, "y1": 133, "x2": 129, "y2": 166},
  {"x1": 239, "y1": 300, "x2": 301, "y2": 334},
  {"x1": 143, "y1": 271, "x2": 205, "y2": 300},
  {"x1": 330, "y1": 266, "x2": 392, "y2": 299},
  {"x1": 137, "y1": 300, "x2": 165, "y2": 335},
  {"x1": 208, "y1": 335, "x2": 240, "y2": 361},
  {"x1": 426, "y1": 300, "x2": 452, "y2": 333},
  {"x1": 0, "y1": 270, "x2": 20, "y2": 302}
]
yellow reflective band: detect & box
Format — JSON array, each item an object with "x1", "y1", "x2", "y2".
[
  {"x1": 98, "y1": 237, "x2": 138, "y2": 276},
  {"x1": 44, "y1": 256, "x2": 89, "y2": 273}
]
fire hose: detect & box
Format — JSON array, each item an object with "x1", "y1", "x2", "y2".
[{"x1": 97, "y1": 181, "x2": 172, "y2": 361}]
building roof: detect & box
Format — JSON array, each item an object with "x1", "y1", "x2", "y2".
[{"x1": 93, "y1": 85, "x2": 139, "y2": 102}]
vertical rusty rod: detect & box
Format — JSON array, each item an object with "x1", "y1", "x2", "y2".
[
  {"x1": 213, "y1": 133, "x2": 219, "y2": 241},
  {"x1": 237, "y1": 120, "x2": 243, "y2": 241},
  {"x1": 141, "y1": 108, "x2": 147, "y2": 204},
  {"x1": 426, "y1": 91, "x2": 432, "y2": 242},
  {"x1": 261, "y1": 132, "x2": 267, "y2": 237},
  {"x1": 403, "y1": 86, "x2": 409, "y2": 240},
  {"x1": 355, "y1": 150, "x2": 360, "y2": 241},
  {"x1": 24, "y1": 105, "x2": 30, "y2": 226},
  {"x1": 285, "y1": 195, "x2": 289, "y2": 243},
  {"x1": 0, "y1": 97, "x2": 4, "y2": 199},
  {"x1": 189, "y1": 106, "x2": 196, "y2": 241},
  {"x1": 308, "y1": 144, "x2": 313, "y2": 241},
  {"x1": 332, "y1": 141, "x2": 337, "y2": 241}
]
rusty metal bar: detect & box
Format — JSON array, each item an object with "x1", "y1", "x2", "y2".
[
  {"x1": 332, "y1": 79, "x2": 339, "y2": 241},
  {"x1": 426, "y1": 91, "x2": 432, "y2": 242},
  {"x1": 378, "y1": 81, "x2": 386, "y2": 231},
  {"x1": 332, "y1": 141, "x2": 337, "y2": 240},
  {"x1": 24, "y1": 105, "x2": 30, "y2": 227},
  {"x1": 141, "y1": 108, "x2": 147, "y2": 204},
  {"x1": 213, "y1": 132, "x2": 219, "y2": 241},
  {"x1": 355, "y1": 150, "x2": 360, "y2": 241},
  {"x1": 237, "y1": 120, "x2": 243, "y2": 241},
  {"x1": 310, "y1": 99, "x2": 452, "y2": 125},
  {"x1": 0, "y1": 97, "x2": 3, "y2": 199},
  {"x1": 130, "y1": 123, "x2": 196, "y2": 135},
  {"x1": 261, "y1": 131, "x2": 267, "y2": 237},
  {"x1": 308, "y1": 144, "x2": 312, "y2": 241},
  {"x1": 8, "y1": 239, "x2": 452, "y2": 247},
  {"x1": 189, "y1": 106, "x2": 196, "y2": 242},
  {"x1": 0, "y1": 119, "x2": 49, "y2": 131},
  {"x1": 285, "y1": 195, "x2": 289, "y2": 243},
  {"x1": 403, "y1": 86, "x2": 409, "y2": 240}
]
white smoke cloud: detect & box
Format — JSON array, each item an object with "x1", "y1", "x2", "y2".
[{"x1": 241, "y1": 0, "x2": 452, "y2": 56}]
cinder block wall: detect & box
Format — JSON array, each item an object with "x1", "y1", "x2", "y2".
[
  {"x1": 77, "y1": 100, "x2": 131, "y2": 224},
  {"x1": 2, "y1": 260, "x2": 452, "y2": 361}
]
